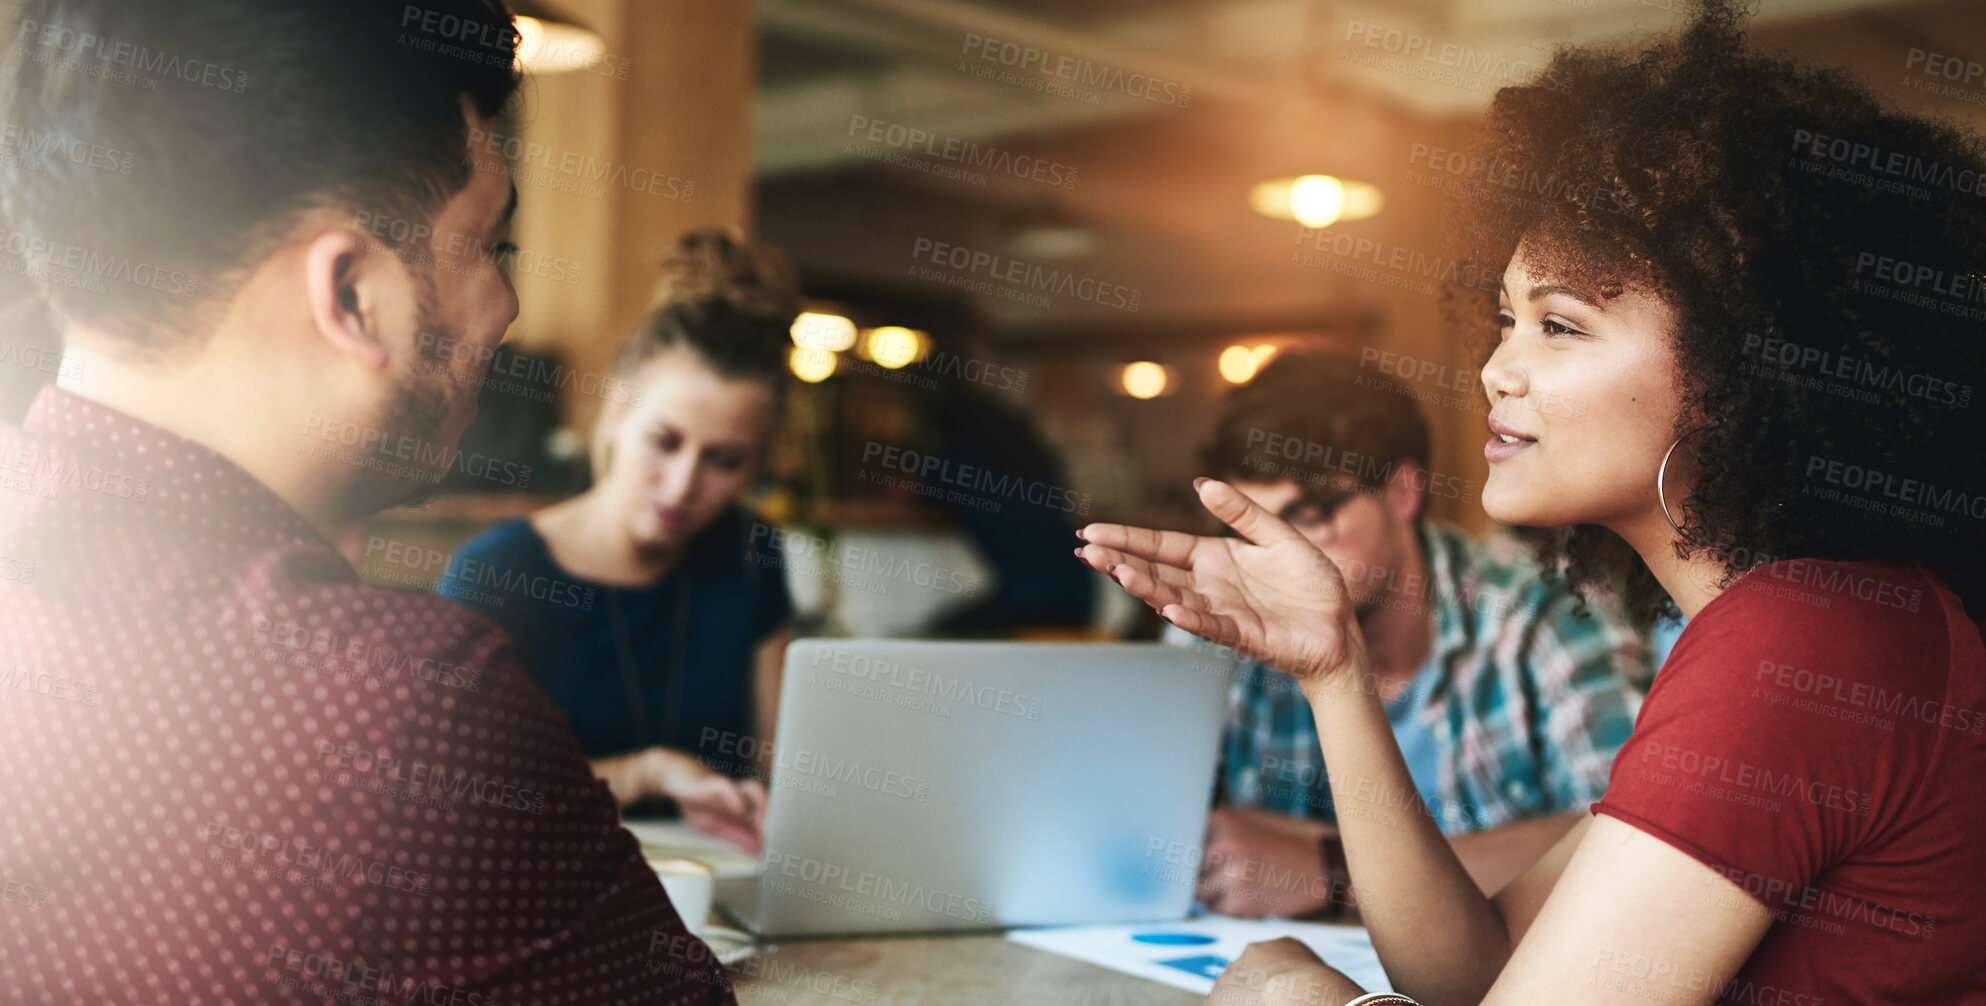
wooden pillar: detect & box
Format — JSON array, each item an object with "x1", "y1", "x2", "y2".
[{"x1": 504, "y1": 0, "x2": 759, "y2": 436}]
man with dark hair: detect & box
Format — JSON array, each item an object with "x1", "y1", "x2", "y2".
[
  {"x1": 1186, "y1": 352, "x2": 1652, "y2": 918},
  {"x1": 0, "y1": 2, "x2": 732, "y2": 1002}
]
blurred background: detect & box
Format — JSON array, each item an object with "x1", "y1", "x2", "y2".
[{"x1": 4, "y1": 0, "x2": 1981, "y2": 638}]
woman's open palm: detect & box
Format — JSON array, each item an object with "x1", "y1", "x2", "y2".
[{"x1": 1076, "y1": 479, "x2": 1363, "y2": 687}]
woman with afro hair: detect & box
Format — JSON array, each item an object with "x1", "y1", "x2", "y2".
[{"x1": 1077, "y1": 1, "x2": 1986, "y2": 1003}]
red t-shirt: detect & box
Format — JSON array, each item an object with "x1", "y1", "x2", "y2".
[
  {"x1": 0, "y1": 388, "x2": 733, "y2": 1004},
  {"x1": 1596, "y1": 558, "x2": 1986, "y2": 1005}
]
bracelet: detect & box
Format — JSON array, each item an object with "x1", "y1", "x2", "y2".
[{"x1": 1344, "y1": 995, "x2": 1421, "y2": 1005}]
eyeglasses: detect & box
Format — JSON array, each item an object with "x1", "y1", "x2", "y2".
[{"x1": 1279, "y1": 484, "x2": 1372, "y2": 532}]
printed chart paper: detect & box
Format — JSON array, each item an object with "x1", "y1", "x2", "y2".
[{"x1": 1008, "y1": 916, "x2": 1396, "y2": 996}]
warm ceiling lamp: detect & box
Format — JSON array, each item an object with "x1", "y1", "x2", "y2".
[
  {"x1": 1250, "y1": 175, "x2": 1384, "y2": 228},
  {"x1": 508, "y1": 0, "x2": 606, "y2": 75},
  {"x1": 1218, "y1": 343, "x2": 1280, "y2": 384},
  {"x1": 788, "y1": 346, "x2": 838, "y2": 383},
  {"x1": 791, "y1": 311, "x2": 858, "y2": 352},
  {"x1": 863, "y1": 327, "x2": 928, "y2": 369},
  {"x1": 1118, "y1": 361, "x2": 1171, "y2": 399}
]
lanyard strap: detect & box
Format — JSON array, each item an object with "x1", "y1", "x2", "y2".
[{"x1": 604, "y1": 568, "x2": 693, "y2": 750}]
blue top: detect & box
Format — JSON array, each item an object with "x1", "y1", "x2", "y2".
[
  {"x1": 1383, "y1": 664, "x2": 1444, "y2": 816},
  {"x1": 1650, "y1": 613, "x2": 1688, "y2": 671},
  {"x1": 436, "y1": 506, "x2": 792, "y2": 769}
]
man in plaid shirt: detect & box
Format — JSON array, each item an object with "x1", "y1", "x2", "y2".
[{"x1": 1187, "y1": 353, "x2": 1654, "y2": 918}]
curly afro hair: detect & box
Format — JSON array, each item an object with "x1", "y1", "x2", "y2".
[{"x1": 1440, "y1": 0, "x2": 1986, "y2": 629}]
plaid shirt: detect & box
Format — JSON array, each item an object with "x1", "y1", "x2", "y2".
[{"x1": 1214, "y1": 522, "x2": 1654, "y2": 834}]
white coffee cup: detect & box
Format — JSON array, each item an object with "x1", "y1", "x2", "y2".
[{"x1": 648, "y1": 856, "x2": 716, "y2": 935}]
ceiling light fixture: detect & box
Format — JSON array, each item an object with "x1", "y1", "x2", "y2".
[
  {"x1": 507, "y1": 0, "x2": 606, "y2": 75},
  {"x1": 1250, "y1": 175, "x2": 1384, "y2": 228}
]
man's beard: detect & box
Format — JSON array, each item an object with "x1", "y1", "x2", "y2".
[{"x1": 330, "y1": 310, "x2": 470, "y2": 520}]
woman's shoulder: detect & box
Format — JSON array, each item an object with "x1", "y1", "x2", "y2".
[
  {"x1": 1708, "y1": 557, "x2": 1940, "y2": 636},
  {"x1": 1668, "y1": 557, "x2": 1953, "y2": 696},
  {"x1": 447, "y1": 518, "x2": 552, "y2": 573},
  {"x1": 454, "y1": 517, "x2": 543, "y2": 554},
  {"x1": 688, "y1": 505, "x2": 775, "y2": 567},
  {"x1": 690, "y1": 506, "x2": 792, "y2": 623}
]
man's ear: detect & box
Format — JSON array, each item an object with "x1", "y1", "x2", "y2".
[
  {"x1": 303, "y1": 228, "x2": 390, "y2": 370},
  {"x1": 1386, "y1": 462, "x2": 1427, "y2": 525}
]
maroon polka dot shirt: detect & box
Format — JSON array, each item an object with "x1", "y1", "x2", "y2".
[{"x1": 0, "y1": 387, "x2": 735, "y2": 1005}]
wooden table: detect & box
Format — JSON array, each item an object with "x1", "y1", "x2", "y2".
[{"x1": 728, "y1": 933, "x2": 1203, "y2": 1006}]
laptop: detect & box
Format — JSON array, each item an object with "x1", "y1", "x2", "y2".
[{"x1": 718, "y1": 639, "x2": 1235, "y2": 939}]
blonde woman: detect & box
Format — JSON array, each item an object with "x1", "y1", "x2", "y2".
[{"x1": 442, "y1": 229, "x2": 796, "y2": 853}]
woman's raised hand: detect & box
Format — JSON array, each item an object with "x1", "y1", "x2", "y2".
[{"x1": 1076, "y1": 478, "x2": 1363, "y2": 689}]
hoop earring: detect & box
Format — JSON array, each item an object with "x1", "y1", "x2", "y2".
[{"x1": 1656, "y1": 428, "x2": 1707, "y2": 535}]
